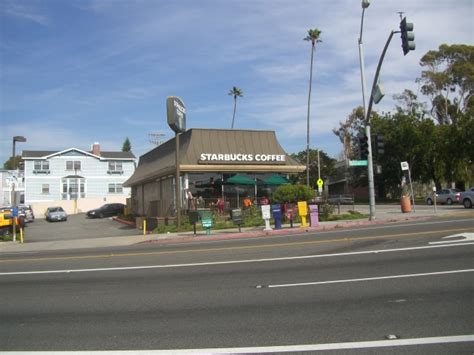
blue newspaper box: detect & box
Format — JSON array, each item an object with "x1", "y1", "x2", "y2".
[
  {"x1": 271, "y1": 204, "x2": 282, "y2": 229},
  {"x1": 309, "y1": 204, "x2": 319, "y2": 227}
]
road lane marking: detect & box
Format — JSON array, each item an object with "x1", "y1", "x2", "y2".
[
  {"x1": 0, "y1": 227, "x2": 472, "y2": 265},
  {"x1": 429, "y1": 233, "x2": 474, "y2": 245},
  {"x1": 2, "y1": 335, "x2": 473, "y2": 353},
  {"x1": 264, "y1": 269, "x2": 474, "y2": 289},
  {"x1": 1, "y1": 242, "x2": 473, "y2": 276}
]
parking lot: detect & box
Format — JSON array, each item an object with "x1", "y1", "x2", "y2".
[{"x1": 23, "y1": 213, "x2": 140, "y2": 242}]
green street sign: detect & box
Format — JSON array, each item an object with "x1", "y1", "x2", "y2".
[{"x1": 349, "y1": 160, "x2": 368, "y2": 167}]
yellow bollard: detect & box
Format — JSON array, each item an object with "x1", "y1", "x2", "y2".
[
  {"x1": 143, "y1": 219, "x2": 147, "y2": 235},
  {"x1": 20, "y1": 228, "x2": 24, "y2": 244}
]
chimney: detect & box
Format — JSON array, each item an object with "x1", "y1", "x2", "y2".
[{"x1": 92, "y1": 142, "x2": 100, "y2": 156}]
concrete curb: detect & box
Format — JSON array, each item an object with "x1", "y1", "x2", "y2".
[{"x1": 0, "y1": 211, "x2": 461, "y2": 254}]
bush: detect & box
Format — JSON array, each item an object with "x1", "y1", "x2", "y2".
[
  {"x1": 272, "y1": 184, "x2": 314, "y2": 203},
  {"x1": 242, "y1": 205, "x2": 264, "y2": 227}
]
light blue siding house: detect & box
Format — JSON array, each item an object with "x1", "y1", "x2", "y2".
[{"x1": 22, "y1": 143, "x2": 136, "y2": 206}]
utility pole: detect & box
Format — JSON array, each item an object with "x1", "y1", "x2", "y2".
[{"x1": 358, "y1": 0, "x2": 376, "y2": 220}]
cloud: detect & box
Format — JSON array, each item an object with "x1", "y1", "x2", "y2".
[{"x1": 1, "y1": 1, "x2": 49, "y2": 25}]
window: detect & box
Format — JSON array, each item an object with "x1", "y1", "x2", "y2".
[
  {"x1": 108, "y1": 183, "x2": 123, "y2": 194},
  {"x1": 108, "y1": 161, "x2": 123, "y2": 174},
  {"x1": 34, "y1": 160, "x2": 50, "y2": 173},
  {"x1": 66, "y1": 160, "x2": 81, "y2": 171},
  {"x1": 42, "y1": 184, "x2": 50, "y2": 194},
  {"x1": 61, "y1": 177, "x2": 85, "y2": 200}
]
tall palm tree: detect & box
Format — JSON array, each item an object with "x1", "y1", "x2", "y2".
[
  {"x1": 228, "y1": 86, "x2": 243, "y2": 129},
  {"x1": 304, "y1": 28, "x2": 322, "y2": 187}
]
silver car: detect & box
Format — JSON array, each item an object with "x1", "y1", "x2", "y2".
[
  {"x1": 426, "y1": 188, "x2": 462, "y2": 205},
  {"x1": 45, "y1": 206, "x2": 68, "y2": 222}
]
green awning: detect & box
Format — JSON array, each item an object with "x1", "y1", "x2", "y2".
[
  {"x1": 224, "y1": 174, "x2": 256, "y2": 185},
  {"x1": 264, "y1": 174, "x2": 290, "y2": 185}
]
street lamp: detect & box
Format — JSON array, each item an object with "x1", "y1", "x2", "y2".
[
  {"x1": 12, "y1": 136, "x2": 27, "y2": 168},
  {"x1": 358, "y1": 0, "x2": 376, "y2": 221}
]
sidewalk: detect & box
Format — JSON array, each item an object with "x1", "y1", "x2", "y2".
[{"x1": 1, "y1": 207, "x2": 450, "y2": 254}]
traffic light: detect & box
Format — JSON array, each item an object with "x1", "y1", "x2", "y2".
[
  {"x1": 374, "y1": 134, "x2": 385, "y2": 156},
  {"x1": 358, "y1": 134, "x2": 369, "y2": 160},
  {"x1": 400, "y1": 17, "x2": 415, "y2": 55}
]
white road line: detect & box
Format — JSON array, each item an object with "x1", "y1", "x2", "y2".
[
  {"x1": 429, "y1": 233, "x2": 474, "y2": 244},
  {"x1": 4, "y1": 335, "x2": 474, "y2": 353},
  {"x1": 266, "y1": 269, "x2": 474, "y2": 288},
  {"x1": 1, "y1": 242, "x2": 474, "y2": 276}
]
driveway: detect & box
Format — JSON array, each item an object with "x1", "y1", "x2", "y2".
[{"x1": 24, "y1": 213, "x2": 140, "y2": 242}]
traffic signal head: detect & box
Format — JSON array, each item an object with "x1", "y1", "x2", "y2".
[
  {"x1": 400, "y1": 17, "x2": 415, "y2": 55},
  {"x1": 375, "y1": 134, "x2": 385, "y2": 156},
  {"x1": 358, "y1": 134, "x2": 369, "y2": 160}
]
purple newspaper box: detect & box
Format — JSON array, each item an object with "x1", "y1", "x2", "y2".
[{"x1": 308, "y1": 204, "x2": 319, "y2": 227}]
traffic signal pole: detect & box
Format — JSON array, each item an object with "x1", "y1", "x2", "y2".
[
  {"x1": 364, "y1": 30, "x2": 396, "y2": 220},
  {"x1": 358, "y1": 4, "x2": 376, "y2": 220}
]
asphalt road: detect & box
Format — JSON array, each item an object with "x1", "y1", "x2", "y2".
[
  {"x1": 23, "y1": 213, "x2": 141, "y2": 242},
  {"x1": 1, "y1": 217, "x2": 473, "y2": 353}
]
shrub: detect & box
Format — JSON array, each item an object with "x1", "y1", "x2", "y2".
[{"x1": 272, "y1": 184, "x2": 314, "y2": 203}]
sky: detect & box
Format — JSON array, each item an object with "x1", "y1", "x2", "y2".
[{"x1": 1, "y1": 0, "x2": 473, "y2": 165}]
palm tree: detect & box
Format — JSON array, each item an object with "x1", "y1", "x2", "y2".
[
  {"x1": 228, "y1": 86, "x2": 243, "y2": 129},
  {"x1": 304, "y1": 28, "x2": 322, "y2": 187}
]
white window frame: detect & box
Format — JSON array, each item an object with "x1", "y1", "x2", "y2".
[
  {"x1": 108, "y1": 183, "x2": 123, "y2": 194},
  {"x1": 66, "y1": 160, "x2": 81, "y2": 171},
  {"x1": 42, "y1": 184, "x2": 50, "y2": 194}
]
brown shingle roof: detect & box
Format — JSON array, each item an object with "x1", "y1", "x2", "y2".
[{"x1": 124, "y1": 128, "x2": 305, "y2": 187}]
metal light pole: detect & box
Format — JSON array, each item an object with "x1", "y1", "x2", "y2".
[
  {"x1": 12, "y1": 136, "x2": 27, "y2": 166},
  {"x1": 358, "y1": 0, "x2": 376, "y2": 221},
  {"x1": 306, "y1": 42, "x2": 315, "y2": 187}
]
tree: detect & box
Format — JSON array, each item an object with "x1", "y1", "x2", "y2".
[
  {"x1": 332, "y1": 106, "x2": 366, "y2": 160},
  {"x1": 304, "y1": 28, "x2": 322, "y2": 186},
  {"x1": 417, "y1": 44, "x2": 474, "y2": 125},
  {"x1": 228, "y1": 86, "x2": 243, "y2": 129},
  {"x1": 3, "y1": 156, "x2": 23, "y2": 170},
  {"x1": 290, "y1": 148, "x2": 336, "y2": 189},
  {"x1": 122, "y1": 137, "x2": 132, "y2": 152}
]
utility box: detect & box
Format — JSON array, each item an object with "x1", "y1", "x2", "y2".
[
  {"x1": 297, "y1": 201, "x2": 309, "y2": 228},
  {"x1": 284, "y1": 203, "x2": 295, "y2": 228},
  {"x1": 198, "y1": 210, "x2": 213, "y2": 235},
  {"x1": 271, "y1": 204, "x2": 282, "y2": 229},
  {"x1": 308, "y1": 204, "x2": 319, "y2": 227},
  {"x1": 231, "y1": 208, "x2": 244, "y2": 232}
]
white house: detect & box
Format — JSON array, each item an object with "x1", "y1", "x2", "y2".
[
  {"x1": 0, "y1": 169, "x2": 25, "y2": 206},
  {"x1": 22, "y1": 143, "x2": 136, "y2": 215}
]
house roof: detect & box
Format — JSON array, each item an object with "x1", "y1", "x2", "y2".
[
  {"x1": 124, "y1": 128, "x2": 305, "y2": 187},
  {"x1": 22, "y1": 148, "x2": 135, "y2": 160}
]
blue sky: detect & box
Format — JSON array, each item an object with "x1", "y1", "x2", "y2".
[{"x1": 1, "y1": 0, "x2": 472, "y2": 165}]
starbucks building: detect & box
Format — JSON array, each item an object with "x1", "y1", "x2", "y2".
[{"x1": 124, "y1": 128, "x2": 305, "y2": 217}]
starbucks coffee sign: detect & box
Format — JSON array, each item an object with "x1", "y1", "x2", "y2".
[
  {"x1": 199, "y1": 153, "x2": 286, "y2": 164},
  {"x1": 166, "y1": 96, "x2": 186, "y2": 133}
]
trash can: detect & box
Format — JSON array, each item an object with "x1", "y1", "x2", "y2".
[
  {"x1": 231, "y1": 208, "x2": 244, "y2": 232},
  {"x1": 400, "y1": 196, "x2": 411, "y2": 213}
]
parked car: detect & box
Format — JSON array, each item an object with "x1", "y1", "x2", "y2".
[
  {"x1": 426, "y1": 188, "x2": 462, "y2": 205},
  {"x1": 86, "y1": 203, "x2": 125, "y2": 218},
  {"x1": 18, "y1": 204, "x2": 35, "y2": 223},
  {"x1": 459, "y1": 187, "x2": 474, "y2": 209},
  {"x1": 45, "y1": 206, "x2": 67, "y2": 222}
]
